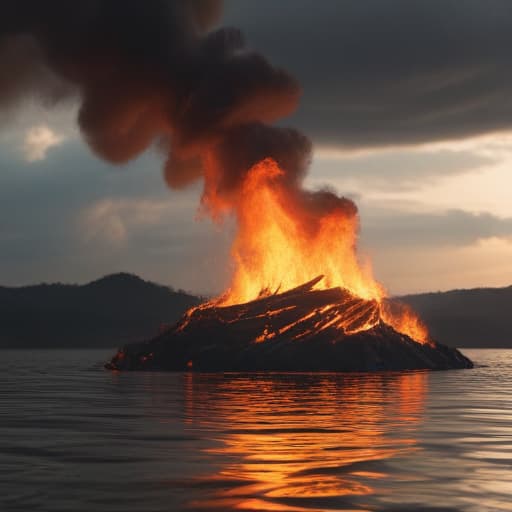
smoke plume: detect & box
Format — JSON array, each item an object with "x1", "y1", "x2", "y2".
[{"x1": 1, "y1": 0, "x2": 357, "y2": 227}]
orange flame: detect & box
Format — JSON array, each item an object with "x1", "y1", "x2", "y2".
[{"x1": 205, "y1": 157, "x2": 429, "y2": 344}]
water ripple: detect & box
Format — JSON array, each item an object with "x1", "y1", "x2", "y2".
[{"x1": 0, "y1": 348, "x2": 511, "y2": 511}]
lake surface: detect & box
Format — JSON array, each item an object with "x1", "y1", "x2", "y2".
[{"x1": 1, "y1": 348, "x2": 511, "y2": 512}]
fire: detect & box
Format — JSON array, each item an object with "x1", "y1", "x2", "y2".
[
  {"x1": 219, "y1": 158, "x2": 382, "y2": 303},
  {"x1": 207, "y1": 157, "x2": 429, "y2": 344}
]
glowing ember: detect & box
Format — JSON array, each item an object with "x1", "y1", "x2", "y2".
[{"x1": 205, "y1": 158, "x2": 429, "y2": 344}]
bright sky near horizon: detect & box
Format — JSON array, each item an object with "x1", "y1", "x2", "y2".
[{"x1": 1, "y1": 0, "x2": 512, "y2": 296}]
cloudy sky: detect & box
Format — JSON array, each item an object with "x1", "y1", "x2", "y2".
[{"x1": 1, "y1": 0, "x2": 512, "y2": 295}]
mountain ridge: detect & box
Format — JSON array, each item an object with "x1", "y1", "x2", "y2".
[
  {"x1": 398, "y1": 285, "x2": 512, "y2": 348},
  {"x1": 0, "y1": 273, "x2": 202, "y2": 348},
  {"x1": 0, "y1": 273, "x2": 510, "y2": 348}
]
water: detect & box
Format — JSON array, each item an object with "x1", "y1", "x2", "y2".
[{"x1": 0, "y1": 348, "x2": 511, "y2": 512}]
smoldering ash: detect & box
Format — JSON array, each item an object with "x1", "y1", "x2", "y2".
[{"x1": 0, "y1": 0, "x2": 428, "y2": 343}]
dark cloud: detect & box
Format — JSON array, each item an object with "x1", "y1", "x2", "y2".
[{"x1": 224, "y1": 0, "x2": 512, "y2": 147}]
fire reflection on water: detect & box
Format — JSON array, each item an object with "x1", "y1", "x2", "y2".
[{"x1": 181, "y1": 371, "x2": 428, "y2": 511}]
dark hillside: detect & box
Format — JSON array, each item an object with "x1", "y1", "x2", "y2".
[
  {"x1": 0, "y1": 273, "x2": 201, "y2": 348},
  {"x1": 400, "y1": 286, "x2": 512, "y2": 348}
]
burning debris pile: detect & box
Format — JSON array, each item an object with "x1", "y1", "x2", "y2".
[
  {"x1": 106, "y1": 276, "x2": 472, "y2": 372},
  {"x1": 105, "y1": 156, "x2": 474, "y2": 372}
]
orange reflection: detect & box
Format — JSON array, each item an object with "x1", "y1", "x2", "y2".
[{"x1": 182, "y1": 372, "x2": 428, "y2": 511}]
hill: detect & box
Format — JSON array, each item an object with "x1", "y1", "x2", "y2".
[
  {"x1": 400, "y1": 286, "x2": 512, "y2": 348},
  {"x1": 0, "y1": 273, "x2": 202, "y2": 348}
]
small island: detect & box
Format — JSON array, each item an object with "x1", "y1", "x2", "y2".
[{"x1": 106, "y1": 278, "x2": 473, "y2": 372}]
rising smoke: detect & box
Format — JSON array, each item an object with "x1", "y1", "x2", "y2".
[{"x1": 0, "y1": 0, "x2": 357, "y2": 225}]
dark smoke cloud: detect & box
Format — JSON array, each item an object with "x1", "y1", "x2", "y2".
[
  {"x1": 224, "y1": 0, "x2": 512, "y2": 148},
  {"x1": 0, "y1": 0, "x2": 308, "y2": 192},
  {"x1": 288, "y1": 188, "x2": 359, "y2": 241},
  {"x1": 0, "y1": 35, "x2": 68, "y2": 110},
  {"x1": 204, "y1": 123, "x2": 312, "y2": 192}
]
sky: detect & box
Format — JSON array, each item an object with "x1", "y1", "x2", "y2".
[{"x1": 1, "y1": 0, "x2": 512, "y2": 296}]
